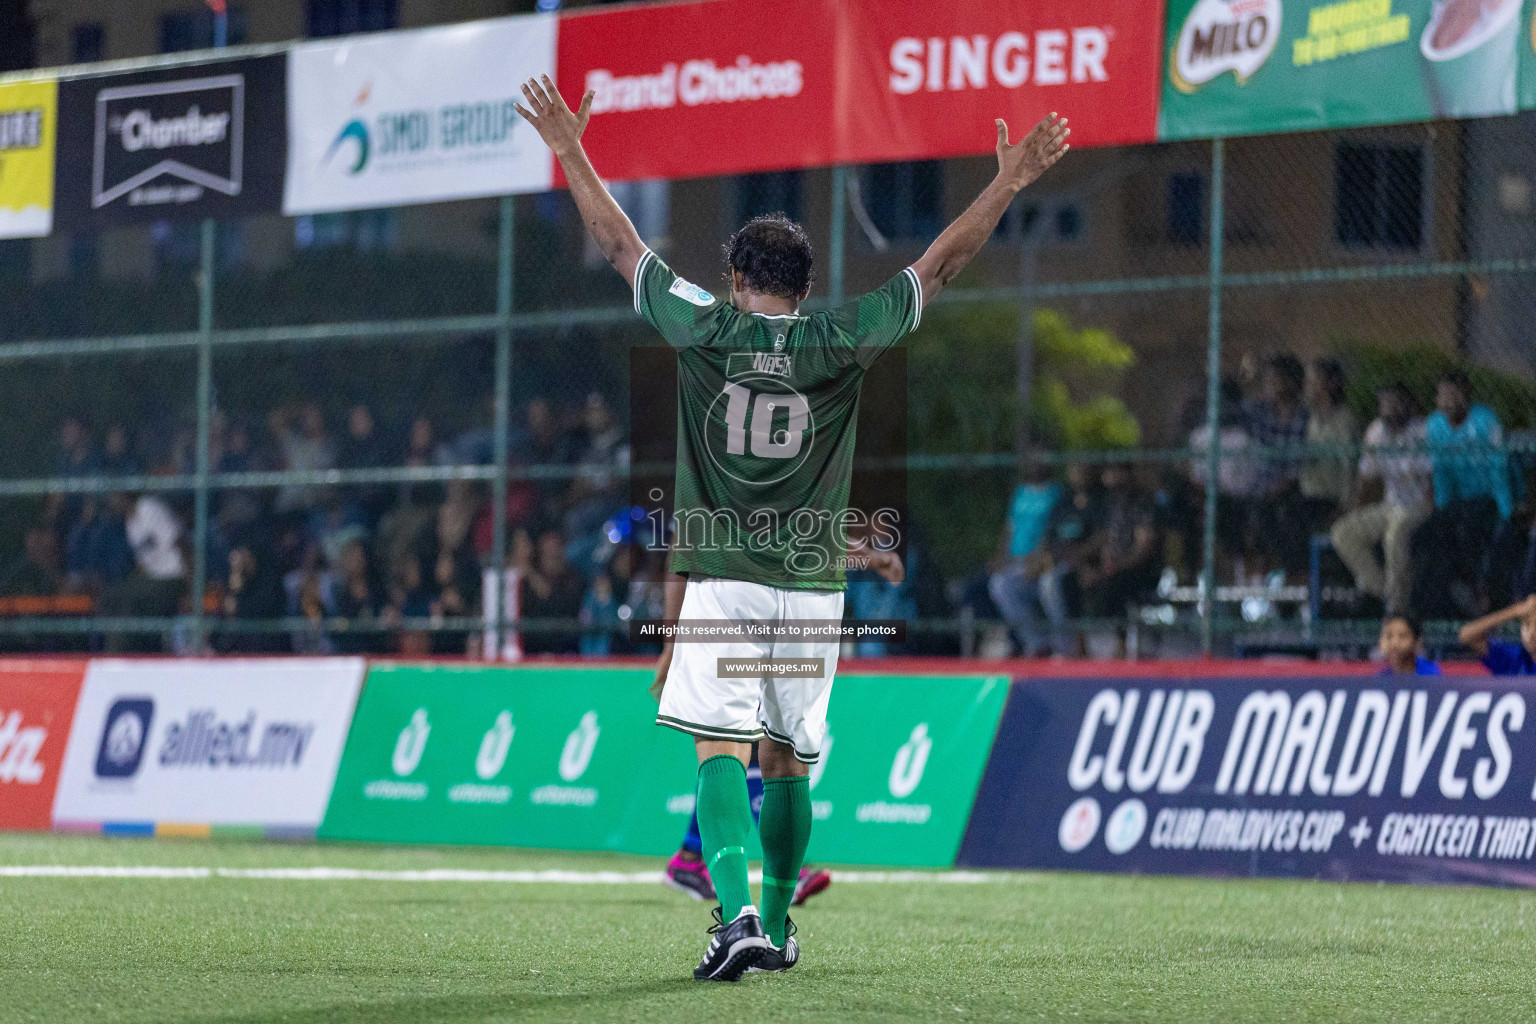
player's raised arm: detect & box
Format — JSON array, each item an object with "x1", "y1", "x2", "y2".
[
  {"x1": 910, "y1": 114, "x2": 1069, "y2": 307},
  {"x1": 515, "y1": 75, "x2": 646, "y2": 287}
]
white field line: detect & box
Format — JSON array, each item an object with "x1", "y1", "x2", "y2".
[{"x1": 0, "y1": 865, "x2": 1031, "y2": 885}]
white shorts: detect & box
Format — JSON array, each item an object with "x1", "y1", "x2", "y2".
[{"x1": 656, "y1": 577, "x2": 843, "y2": 763}]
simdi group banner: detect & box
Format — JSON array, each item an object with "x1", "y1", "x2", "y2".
[
  {"x1": 284, "y1": 15, "x2": 557, "y2": 214},
  {"x1": 961, "y1": 676, "x2": 1536, "y2": 886},
  {"x1": 1159, "y1": 0, "x2": 1524, "y2": 140},
  {"x1": 52, "y1": 54, "x2": 287, "y2": 229},
  {"x1": 0, "y1": 660, "x2": 86, "y2": 830},
  {"x1": 52, "y1": 658, "x2": 364, "y2": 835},
  {"x1": 0, "y1": 77, "x2": 57, "y2": 239},
  {"x1": 321, "y1": 664, "x2": 1007, "y2": 867}
]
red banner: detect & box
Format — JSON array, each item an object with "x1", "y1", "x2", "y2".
[
  {"x1": 556, "y1": 0, "x2": 1163, "y2": 184},
  {"x1": 836, "y1": 0, "x2": 1164, "y2": 162},
  {"x1": 556, "y1": 0, "x2": 840, "y2": 185},
  {"x1": 0, "y1": 660, "x2": 86, "y2": 830}
]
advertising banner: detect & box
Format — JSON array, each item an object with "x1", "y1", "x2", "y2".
[
  {"x1": 53, "y1": 54, "x2": 287, "y2": 228},
  {"x1": 1159, "y1": 0, "x2": 1521, "y2": 140},
  {"x1": 285, "y1": 15, "x2": 557, "y2": 215},
  {"x1": 835, "y1": 0, "x2": 1164, "y2": 162},
  {"x1": 961, "y1": 676, "x2": 1536, "y2": 886},
  {"x1": 52, "y1": 658, "x2": 364, "y2": 832},
  {"x1": 0, "y1": 660, "x2": 86, "y2": 830},
  {"x1": 555, "y1": 0, "x2": 838, "y2": 184},
  {"x1": 0, "y1": 77, "x2": 57, "y2": 239},
  {"x1": 322, "y1": 664, "x2": 1006, "y2": 866},
  {"x1": 1521, "y1": 0, "x2": 1536, "y2": 110}
]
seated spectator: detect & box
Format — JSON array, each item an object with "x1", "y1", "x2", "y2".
[
  {"x1": 387, "y1": 552, "x2": 435, "y2": 656},
  {"x1": 48, "y1": 416, "x2": 97, "y2": 537},
  {"x1": 1188, "y1": 377, "x2": 1262, "y2": 574},
  {"x1": 331, "y1": 538, "x2": 385, "y2": 654},
  {"x1": 64, "y1": 494, "x2": 134, "y2": 595},
  {"x1": 271, "y1": 403, "x2": 339, "y2": 512},
  {"x1": 844, "y1": 533, "x2": 911, "y2": 657},
  {"x1": 1, "y1": 527, "x2": 63, "y2": 597},
  {"x1": 218, "y1": 542, "x2": 288, "y2": 653},
  {"x1": 1458, "y1": 594, "x2": 1536, "y2": 675},
  {"x1": 1330, "y1": 383, "x2": 1431, "y2": 617},
  {"x1": 99, "y1": 424, "x2": 137, "y2": 477},
  {"x1": 1413, "y1": 370, "x2": 1511, "y2": 617},
  {"x1": 1243, "y1": 354, "x2": 1311, "y2": 575},
  {"x1": 515, "y1": 397, "x2": 574, "y2": 512},
  {"x1": 99, "y1": 492, "x2": 187, "y2": 652},
  {"x1": 1078, "y1": 465, "x2": 1161, "y2": 629},
  {"x1": 1377, "y1": 614, "x2": 1439, "y2": 676},
  {"x1": 1298, "y1": 357, "x2": 1358, "y2": 528},
  {"x1": 341, "y1": 403, "x2": 389, "y2": 523},
  {"x1": 398, "y1": 415, "x2": 452, "y2": 507},
  {"x1": 564, "y1": 393, "x2": 631, "y2": 562},
  {"x1": 579, "y1": 573, "x2": 621, "y2": 655},
  {"x1": 986, "y1": 462, "x2": 1064, "y2": 656},
  {"x1": 519, "y1": 528, "x2": 585, "y2": 654}
]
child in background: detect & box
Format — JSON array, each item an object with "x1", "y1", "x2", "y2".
[
  {"x1": 1377, "y1": 614, "x2": 1440, "y2": 676},
  {"x1": 1459, "y1": 595, "x2": 1536, "y2": 675}
]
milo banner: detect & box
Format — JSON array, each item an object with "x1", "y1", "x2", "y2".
[
  {"x1": 961, "y1": 676, "x2": 1536, "y2": 886},
  {"x1": 321, "y1": 664, "x2": 1006, "y2": 866},
  {"x1": 1159, "y1": 0, "x2": 1523, "y2": 140}
]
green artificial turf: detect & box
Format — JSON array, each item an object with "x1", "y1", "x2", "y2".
[{"x1": 1, "y1": 831, "x2": 1533, "y2": 1023}]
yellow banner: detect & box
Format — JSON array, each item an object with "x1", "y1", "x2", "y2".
[{"x1": 0, "y1": 77, "x2": 57, "y2": 239}]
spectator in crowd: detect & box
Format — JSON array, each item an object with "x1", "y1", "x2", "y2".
[
  {"x1": 1377, "y1": 614, "x2": 1439, "y2": 676},
  {"x1": 398, "y1": 414, "x2": 453, "y2": 507},
  {"x1": 1244, "y1": 354, "x2": 1311, "y2": 575},
  {"x1": 1330, "y1": 383, "x2": 1432, "y2": 617},
  {"x1": 564, "y1": 392, "x2": 630, "y2": 560},
  {"x1": 1413, "y1": 371, "x2": 1511, "y2": 617},
  {"x1": 272, "y1": 403, "x2": 339, "y2": 512},
  {"x1": 48, "y1": 417, "x2": 97, "y2": 536},
  {"x1": 519, "y1": 528, "x2": 585, "y2": 654},
  {"x1": 1459, "y1": 594, "x2": 1536, "y2": 675},
  {"x1": 516, "y1": 397, "x2": 573, "y2": 510},
  {"x1": 99, "y1": 424, "x2": 137, "y2": 477},
  {"x1": 1, "y1": 527, "x2": 64, "y2": 597},
  {"x1": 1078, "y1": 465, "x2": 1161, "y2": 631},
  {"x1": 1188, "y1": 377, "x2": 1262, "y2": 575},
  {"x1": 341, "y1": 403, "x2": 389, "y2": 523},
  {"x1": 99, "y1": 492, "x2": 187, "y2": 651},
  {"x1": 987, "y1": 461, "x2": 1063, "y2": 656},
  {"x1": 580, "y1": 572, "x2": 621, "y2": 655},
  {"x1": 387, "y1": 552, "x2": 436, "y2": 656},
  {"x1": 218, "y1": 541, "x2": 288, "y2": 653},
  {"x1": 844, "y1": 532, "x2": 911, "y2": 657},
  {"x1": 1298, "y1": 357, "x2": 1358, "y2": 527},
  {"x1": 331, "y1": 538, "x2": 384, "y2": 654},
  {"x1": 64, "y1": 494, "x2": 134, "y2": 595}
]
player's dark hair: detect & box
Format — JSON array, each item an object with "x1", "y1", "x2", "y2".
[
  {"x1": 1385, "y1": 613, "x2": 1423, "y2": 640},
  {"x1": 1438, "y1": 368, "x2": 1472, "y2": 397},
  {"x1": 725, "y1": 214, "x2": 814, "y2": 300}
]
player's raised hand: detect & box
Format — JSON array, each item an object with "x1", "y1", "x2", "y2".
[
  {"x1": 513, "y1": 74, "x2": 594, "y2": 156},
  {"x1": 995, "y1": 113, "x2": 1069, "y2": 192}
]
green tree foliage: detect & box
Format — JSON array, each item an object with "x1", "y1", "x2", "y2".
[{"x1": 1337, "y1": 338, "x2": 1536, "y2": 429}]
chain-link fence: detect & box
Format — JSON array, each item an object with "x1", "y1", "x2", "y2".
[{"x1": 2, "y1": 94, "x2": 1534, "y2": 659}]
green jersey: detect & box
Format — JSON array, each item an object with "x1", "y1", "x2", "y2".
[{"x1": 635, "y1": 249, "x2": 921, "y2": 590}]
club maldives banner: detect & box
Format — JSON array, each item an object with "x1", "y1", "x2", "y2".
[
  {"x1": 284, "y1": 15, "x2": 557, "y2": 214},
  {"x1": 961, "y1": 676, "x2": 1536, "y2": 886},
  {"x1": 0, "y1": 661, "x2": 86, "y2": 830},
  {"x1": 53, "y1": 55, "x2": 287, "y2": 229},
  {"x1": 321, "y1": 663, "x2": 1006, "y2": 866},
  {"x1": 1159, "y1": 0, "x2": 1524, "y2": 141},
  {"x1": 52, "y1": 658, "x2": 364, "y2": 834},
  {"x1": 0, "y1": 78, "x2": 57, "y2": 240}
]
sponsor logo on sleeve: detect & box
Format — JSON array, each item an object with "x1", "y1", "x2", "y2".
[{"x1": 668, "y1": 276, "x2": 716, "y2": 306}]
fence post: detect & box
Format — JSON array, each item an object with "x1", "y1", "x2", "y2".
[
  {"x1": 828, "y1": 166, "x2": 847, "y2": 306},
  {"x1": 1200, "y1": 138, "x2": 1226, "y2": 656},
  {"x1": 491, "y1": 195, "x2": 515, "y2": 658},
  {"x1": 190, "y1": 218, "x2": 215, "y2": 653}
]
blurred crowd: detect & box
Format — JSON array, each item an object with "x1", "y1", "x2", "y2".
[
  {"x1": 974, "y1": 355, "x2": 1534, "y2": 657},
  {"x1": 3, "y1": 352, "x2": 1533, "y2": 660}
]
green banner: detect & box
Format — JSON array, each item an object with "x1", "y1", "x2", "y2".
[
  {"x1": 1520, "y1": 3, "x2": 1536, "y2": 108},
  {"x1": 1159, "y1": 0, "x2": 1522, "y2": 141},
  {"x1": 319, "y1": 664, "x2": 1007, "y2": 866}
]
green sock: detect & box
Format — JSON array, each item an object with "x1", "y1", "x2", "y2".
[
  {"x1": 696, "y1": 755, "x2": 754, "y2": 922},
  {"x1": 758, "y1": 775, "x2": 812, "y2": 946}
]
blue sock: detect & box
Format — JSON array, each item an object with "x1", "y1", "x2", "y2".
[
  {"x1": 682, "y1": 756, "x2": 765, "y2": 854},
  {"x1": 682, "y1": 813, "x2": 703, "y2": 855}
]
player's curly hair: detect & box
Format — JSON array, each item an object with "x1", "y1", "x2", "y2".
[{"x1": 725, "y1": 214, "x2": 814, "y2": 300}]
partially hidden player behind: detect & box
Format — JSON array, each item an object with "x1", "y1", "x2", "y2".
[
  {"x1": 1377, "y1": 614, "x2": 1440, "y2": 676},
  {"x1": 655, "y1": 535, "x2": 906, "y2": 906},
  {"x1": 1459, "y1": 594, "x2": 1536, "y2": 675},
  {"x1": 516, "y1": 74, "x2": 1069, "y2": 981}
]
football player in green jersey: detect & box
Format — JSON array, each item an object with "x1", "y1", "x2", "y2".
[{"x1": 516, "y1": 73, "x2": 1068, "y2": 981}]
